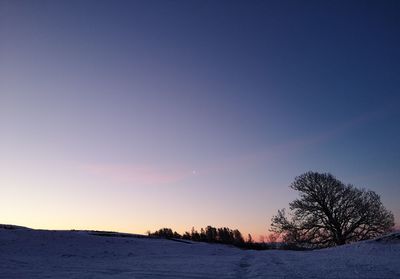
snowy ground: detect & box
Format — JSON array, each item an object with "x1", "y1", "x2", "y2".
[{"x1": 0, "y1": 226, "x2": 399, "y2": 278}]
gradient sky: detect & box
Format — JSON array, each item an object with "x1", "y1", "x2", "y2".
[{"x1": 1, "y1": 0, "x2": 400, "y2": 238}]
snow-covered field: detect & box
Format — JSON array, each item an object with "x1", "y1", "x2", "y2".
[{"x1": 0, "y1": 226, "x2": 399, "y2": 278}]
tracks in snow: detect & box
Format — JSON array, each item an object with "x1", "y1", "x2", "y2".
[{"x1": 235, "y1": 253, "x2": 255, "y2": 278}]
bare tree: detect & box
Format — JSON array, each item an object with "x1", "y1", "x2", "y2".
[{"x1": 271, "y1": 172, "x2": 395, "y2": 248}]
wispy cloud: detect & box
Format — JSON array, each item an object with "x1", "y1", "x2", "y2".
[
  {"x1": 81, "y1": 164, "x2": 190, "y2": 185},
  {"x1": 197, "y1": 103, "x2": 396, "y2": 176},
  {"x1": 81, "y1": 103, "x2": 396, "y2": 185}
]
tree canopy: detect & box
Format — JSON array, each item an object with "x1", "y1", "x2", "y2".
[{"x1": 271, "y1": 172, "x2": 395, "y2": 248}]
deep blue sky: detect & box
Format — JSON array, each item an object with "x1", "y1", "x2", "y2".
[{"x1": 1, "y1": 0, "x2": 399, "y2": 235}]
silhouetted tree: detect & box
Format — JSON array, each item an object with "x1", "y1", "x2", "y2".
[
  {"x1": 191, "y1": 227, "x2": 200, "y2": 241},
  {"x1": 218, "y1": 227, "x2": 233, "y2": 243},
  {"x1": 271, "y1": 172, "x2": 395, "y2": 248},
  {"x1": 182, "y1": 231, "x2": 191, "y2": 240},
  {"x1": 233, "y1": 229, "x2": 244, "y2": 245},
  {"x1": 200, "y1": 228, "x2": 207, "y2": 242},
  {"x1": 247, "y1": 234, "x2": 253, "y2": 244},
  {"x1": 150, "y1": 228, "x2": 174, "y2": 238},
  {"x1": 173, "y1": 231, "x2": 181, "y2": 239},
  {"x1": 205, "y1": 226, "x2": 218, "y2": 242}
]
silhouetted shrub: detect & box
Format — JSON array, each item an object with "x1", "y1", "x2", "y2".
[{"x1": 149, "y1": 228, "x2": 181, "y2": 239}]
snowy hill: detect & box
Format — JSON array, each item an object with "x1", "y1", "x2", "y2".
[{"x1": 0, "y1": 226, "x2": 399, "y2": 278}]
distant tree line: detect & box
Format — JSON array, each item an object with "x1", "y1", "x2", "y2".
[{"x1": 148, "y1": 226, "x2": 270, "y2": 250}]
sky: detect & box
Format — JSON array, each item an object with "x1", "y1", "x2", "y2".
[{"x1": 1, "y1": 0, "x2": 400, "y2": 238}]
